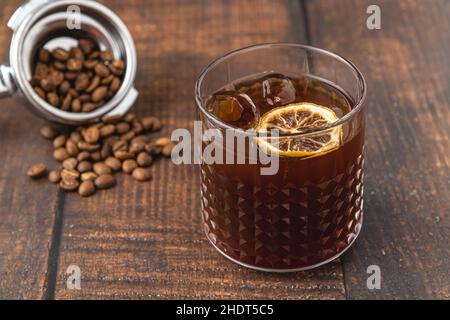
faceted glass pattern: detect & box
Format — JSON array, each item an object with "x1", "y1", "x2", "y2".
[{"x1": 201, "y1": 154, "x2": 364, "y2": 271}]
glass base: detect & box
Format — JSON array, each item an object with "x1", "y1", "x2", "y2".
[{"x1": 205, "y1": 218, "x2": 362, "y2": 273}]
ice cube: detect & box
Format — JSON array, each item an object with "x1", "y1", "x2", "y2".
[
  {"x1": 261, "y1": 73, "x2": 296, "y2": 107},
  {"x1": 208, "y1": 91, "x2": 258, "y2": 129}
]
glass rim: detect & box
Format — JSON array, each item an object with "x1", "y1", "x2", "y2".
[{"x1": 194, "y1": 43, "x2": 367, "y2": 137}]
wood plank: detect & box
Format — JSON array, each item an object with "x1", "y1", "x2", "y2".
[
  {"x1": 54, "y1": 0, "x2": 346, "y2": 299},
  {"x1": 0, "y1": 0, "x2": 63, "y2": 299},
  {"x1": 305, "y1": 0, "x2": 450, "y2": 299}
]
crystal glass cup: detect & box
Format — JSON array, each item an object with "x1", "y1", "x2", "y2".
[{"x1": 195, "y1": 43, "x2": 366, "y2": 272}]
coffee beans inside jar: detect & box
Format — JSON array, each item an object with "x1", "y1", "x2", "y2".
[
  {"x1": 29, "y1": 113, "x2": 175, "y2": 197},
  {"x1": 30, "y1": 38, "x2": 126, "y2": 113}
]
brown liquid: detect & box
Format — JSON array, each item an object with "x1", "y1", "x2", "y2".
[{"x1": 201, "y1": 73, "x2": 364, "y2": 270}]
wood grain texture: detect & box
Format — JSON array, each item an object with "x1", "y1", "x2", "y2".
[
  {"x1": 1, "y1": 0, "x2": 448, "y2": 300},
  {"x1": 305, "y1": 0, "x2": 450, "y2": 299},
  {"x1": 0, "y1": 0, "x2": 63, "y2": 299},
  {"x1": 53, "y1": 0, "x2": 346, "y2": 299}
]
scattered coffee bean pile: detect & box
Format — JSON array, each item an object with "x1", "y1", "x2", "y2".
[
  {"x1": 28, "y1": 114, "x2": 174, "y2": 197},
  {"x1": 30, "y1": 38, "x2": 125, "y2": 113}
]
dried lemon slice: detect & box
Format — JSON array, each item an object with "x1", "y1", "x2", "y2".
[{"x1": 255, "y1": 102, "x2": 342, "y2": 157}]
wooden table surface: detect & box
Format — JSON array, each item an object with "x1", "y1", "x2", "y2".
[{"x1": 0, "y1": 0, "x2": 449, "y2": 300}]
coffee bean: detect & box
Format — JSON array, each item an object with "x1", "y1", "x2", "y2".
[
  {"x1": 101, "y1": 74, "x2": 114, "y2": 85},
  {"x1": 95, "y1": 174, "x2": 116, "y2": 190},
  {"x1": 70, "y1": 131, "x2": 82, "y2": 142},
  {"x1": 86, "y1": 75, "x2": 101, "y2": 93},
  {"x1": 77, "y1": 161, "x2": 92, "y2": 173},
  {"x1": 65, "y1": 72, "x2": 78, "y2": 80},
  {"x1": 54, "y1": 148, "x2": 69, "y2": 161},
  {"x1": 77, "y1": 151, "x2": 91, "y2": 162},
  {"x1": 91, "y1": 151, "x2": 102, "y2": 162},
  {"x1": 162, "y1": 144, "x2": 174, "y2": 158},
  {"x1": 67, "y1": 58, "x2": 83, "y2": 71},
  {"x1": 82, "y1": 103, "x2": 97, "y2": 113},
  {"x1": 49, "y1": 70, "x2": 65, "y2": 86},
  {"x1": 79, "y1": 39, "x2": 96, "y2": 55},
  {"x1": 109, "y1": 77, "x2": 121, "y2": 93},
  {"x1": 59, "y1": 178, "x2": 79, "y2": 191},
  {"x1": 100, "y1": 143, "x2": 112, "y2": 159},
  {"x1": 52, "y1": 48, "x2": 70, "y2": 61},
  {"x1": 48, "y1": 170, "x2": 61, "y2": 183},
  {"x1": 116, "y1": 122, "x2": 130, "y2": 134},
  {"x1": 59, "y1": 80, "x2": 71, "y2": 94},
  {"x1": 81, "y1": 171, "x2": 98, "y2": 182},
  {"x1": 61, "y1": 94, "x2": 72, "y2": 111},
  {"x1": 91, "y1": 86, "x2": 107, "y2": 102},
  {"x1": 135, "y1": 135, "x2": 151, "y2": 143},
  {"x1": 66, "y1": 139, "x2": 80, "y2": 156},
  {"x1": 27, "y1": 163, "x2": 46, "y2": 179},
  {"x1": 40, "y1": 126, "x2": 58, "y2": 139},
  {"x1": 54, "y1": 61, "x2": 67, "y2": 71},
  {"x1": 141, "y1": 117, "x2": 162, "y2": 131},
  {"x1": 104, "y1": 157, "x2": 122, "y2": 172},
  {"x1": 79, "y1": 94, "x2": 91, "y2": 102},
  {"x1": 114, "y1": 150, "x2": 133, "y2": 161},
  {"x1": 132, "y1": 120, "x2": 144, "y2": 134},
  {"x1": 32, "y1": 113, "x2": 168, "y2": 196},
  {"x1": 131, "y1": 121, "x2": 142, "y2": 132},
  {"x1": 34, "y1": 86, "x2": 46, "y2": 100},
  {"x1": 71, "y1": 47, "x2": 85, "y2": 61},
  {"x1": 95, "y1": 63, "x2": 110, "y2": 77},
  {"x1": 75, "y1": 73, "x2": 90, "y2": 91},
  {"x1": 40, "y1": 78, "x2": 54, "y2": 92},
  {"x1": 121, "y1": 113, "x2": 134, "y2": 123},
  {"x1": 89, "y1": 51, "x2": 100, "y2": 60},
  {"x1": 148, "y1": 144, "x2": 163, "y2": 156},
  {"x1": 99, "y1": 124, "x2": 115, "y2": 138},
  {"x1": 35, "y1": 63, "x2": 49, "y2": 77},
  {"x1": 132, "y1": 168, "x2": 152, "y2": 182},
  {"x1": 129, "y1": 141, "x2": 146, "y2": 154},
  {"x1": 136, "y1": 152, "x2": 153, "y2": 167},
  {"x1": 38, "y1": 48, "x2": 50, "y2": 63},
  {"x1": 47, "y1": 92, "x2": 60, "y2": 107},
  {"x1": 144, "y1": 142, "x2": 156, "y2": 154},
  {"x1": 112, "y1": 139, "x2": 127, "y2": 152},
  {"x1": 71, "y1": 98, "x2": 82, "y2": 112},
  {"x1": 68, "y1": 88, "x2": 79, "y2": 97},
  {"x1": 77, "y1": 141, "x2": 100, "y2": 152},
  {"x1": 112, "y1": 59, "x2": 125, "y2": 70},
  {"x1": 101, "y1": 114, "x2": 124, "y2": 124},
  {"x1": 101, "y1": 136, "x2": 116, "y2": 147},
  {"x1": 122, "y1": 159, "x2": 138, "y2": 174},
  {"x1": 121, "y1": 130, "x2": 135, "y2": 142},
  {"x1": 110, "y1": 60, "x2": 125, "y2": 76},
  {"x1": 155, "y1": 137, "x2": 172, "y2": 147},
  {"x1": 82, "y1": 126, "x2": 100, "y2": 144},
  {"x1": 30, "y1": 76, "x2": 41, "y2": 86},
  {"x1": 53, "y1": 134, "x2": 66, "y2": 148},
  {"x1": 79, "y1": 180, "x2": 96, "y2": 197},
  {"x1": 61, "y1": 168, "x2": 80, "y2": 181},
  {"x1": 83, "y1": 60, "x2": 98, "y2": 69},
  {"x1": 62, "y1": 157, "x2": 78, "y2": 170},
  {"x1": 93, "y1": 100, "x2": 105, "y2": 109},
  {"x1": 93, "y1": 162, "x2": 111, "y2": 176},
  {"x1": 100, "y1": 50, "x2": 114, "y2": 62},
  {"x1": 32, "y1": 35, "x2": 126, "y2": 113}
]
